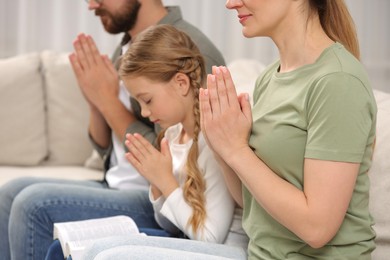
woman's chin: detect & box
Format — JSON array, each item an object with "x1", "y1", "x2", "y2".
[{"x1": 242, "y1": 28, "x2": 256, "y2": 38}]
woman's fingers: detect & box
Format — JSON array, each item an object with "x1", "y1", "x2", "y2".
[
  {"x1": 215, "y1": 67, "x2": 230, "y2": 111},
  {"x1": 221, "y1": 66, "x2": 240, "y2": 109},
  {"x1": 238, "y1": 93, "x2": 253, "y2": 123},
  {"x1": 208, "y1": 66, "x2": 241, "y2": 113},
  {"x1": 207, "y1": 75, "x2": 220, "y2": 116},
  {"x1": 199, "y1": 88, "x2": 212, "y2": 125}
]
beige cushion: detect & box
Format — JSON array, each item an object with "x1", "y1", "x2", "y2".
[
  {"x1": 0, "y1": 53, "x2": 47, "y2": 166},
  {"x1": 228, "y1": 59, "x2": 266, "y2": 106},
  {"x1": 0, "y1": 166, "x2": 104, "y2": 186},
  {"x1": 370, "y1": 89, "x2": 390, "y2": 259},
  {"x1": 41, "y1": 51, "x2": 93, "y2": 165}
]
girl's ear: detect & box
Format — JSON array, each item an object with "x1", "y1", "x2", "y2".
[{"x1": 173, "y1": 72, "x2": 191, "y2": 96}]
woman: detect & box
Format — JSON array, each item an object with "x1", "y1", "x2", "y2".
[{"x1": 200, "y1": 0, "x2": 377, "y2": 259}]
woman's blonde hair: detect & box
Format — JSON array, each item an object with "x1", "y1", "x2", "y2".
[
  {"x1": 310, "y1": 0, "x2": 360, "y2": 59},
  {"x1": 119, "y1": 24, "x2": 207, "y2": 234}
]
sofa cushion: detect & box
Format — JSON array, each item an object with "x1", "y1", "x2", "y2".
[
  {"x1": 0, "y1": 166, "x2": 104, "y2": 186},
  {"x1": 370, "y1": 89, "x2": 390, "y2": 258},
  {"x1": 228, "y1": 59, "x2": 265, "y2": 106},
  {"x1": 0, "y1": 53, "x2": 47, "y2": 166},
  {"x1": 41, "y1": 51, "x2": 93, "y2": 165}
]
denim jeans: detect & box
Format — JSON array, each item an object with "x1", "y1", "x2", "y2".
[
  {"x1": 83, "y1": 235, "x2": 247, "y2": 260},
  {"x1": 0, "y1": 177, "x2": 160, "y2": 260},
  {"x1": 44, "y1": 228, "x2": 181, "y2": 260}
]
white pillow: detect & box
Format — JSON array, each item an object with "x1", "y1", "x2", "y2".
[
  {"x1": 41, "y1": 51, "x2": 93, "y2": 165},
  {"x1": 0, "y1": 53, "x2": 47, "y2": 166},
  {"x1": 370, "y1": 89, "x2": 390, "y2": 258},
  {"x1": 228, "y1": 59, "x2": 266, "y2": 106}
]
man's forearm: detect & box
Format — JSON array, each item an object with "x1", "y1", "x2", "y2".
[
  {"x1": 89, "y1": 107, "x2": 111, "y2": 149},
  {"x1": 99, "y1": 96, "x2": 138, "y2": 144}
]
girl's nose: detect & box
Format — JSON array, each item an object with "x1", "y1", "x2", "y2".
[{"x1": 140, "y1": 107, "x2": 151, "y2": 118}]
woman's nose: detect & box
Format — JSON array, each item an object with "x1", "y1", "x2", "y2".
[{"x1": 226, "y1": 0, "x2": 243, "y2": 10}]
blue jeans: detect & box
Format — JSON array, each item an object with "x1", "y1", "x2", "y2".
[
  {"x1": 0, "y1": 177, "x2": 160, "y2": 260},
  {"x1": 44, "y1": 229, "x2": 181, "y2": 260},
  {"x1": 83, "y1": 235, "x2": 247, "y2": 260}
]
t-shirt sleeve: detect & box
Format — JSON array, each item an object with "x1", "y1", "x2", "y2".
[{"x1": 305, "y1": 72, "x2": 375, "y2": 163}]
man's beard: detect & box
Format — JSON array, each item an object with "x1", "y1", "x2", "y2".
[{"x1": 95, "y1": 0, "x2": 141, "y2": 34}]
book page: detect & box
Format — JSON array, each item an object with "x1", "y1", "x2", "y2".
[
  {"x1": 66, "y1": 239, "x2": 98, "y2": 260},
  {"x1": 53, "y1": 215, "x2": 140, "y2": 258}
]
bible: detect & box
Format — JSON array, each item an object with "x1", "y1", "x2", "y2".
[{"x1": 53, "y1": 215, "x2": 141, "y2": 260}]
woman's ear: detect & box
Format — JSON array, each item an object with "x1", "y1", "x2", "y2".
[{"x1": 173, "y1": 72, "x2": 191, "y2": 96}]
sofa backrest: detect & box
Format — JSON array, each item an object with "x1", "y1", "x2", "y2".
[{"x1": 0, "y1": 51, "x2": 93, "y2": 166}]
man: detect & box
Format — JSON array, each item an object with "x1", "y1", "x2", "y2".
[{"x1": 0, "y1": 0, "x2": 225, "y2": 259}]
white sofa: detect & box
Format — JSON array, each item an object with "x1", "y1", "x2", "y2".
[
  {"x1": 0, "y1": 52, "x2": 389, "y2": 259},
  {"x1": 0, "y1": 51, "x2": 104, "y2": 184}
]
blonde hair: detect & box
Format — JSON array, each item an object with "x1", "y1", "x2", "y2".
[
  {"x1": 310, "y1": 0, "x2": 360, "y2": 59},
  {"x1": 119, "y1": 24, "x2": 207, "y2": 234}
]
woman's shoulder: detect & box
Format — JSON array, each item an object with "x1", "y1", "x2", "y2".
[{"x1": 317, "y1": 43, "x2": 370, "y2": 84}]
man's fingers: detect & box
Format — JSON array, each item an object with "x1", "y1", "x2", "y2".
[
  {"x1": 102, "y1": 55, "x2": 117, "y2": 75},
  {"x1": 73, "y1": 35, "x2": 89, "y2": 69},
  {"x1": 69, "y1": 53, "x2": 83, "y2": 77},
  {"x1": 87, "y1": 35, "x2": 104, "y2": 66},
  {"x1": 79, "y1": 34, "x2": 96, "y2": 66}
]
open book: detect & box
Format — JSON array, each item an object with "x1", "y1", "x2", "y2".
[{"x1": 53, "y1": 215, "x2": 142, "y2": 260}]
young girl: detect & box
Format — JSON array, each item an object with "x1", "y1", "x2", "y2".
[{"x1": 118, "y1": 24, "x2": 246, "y2": 246}]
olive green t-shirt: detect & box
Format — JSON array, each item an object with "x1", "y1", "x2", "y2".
[{"x1": 245, "y1": 43, "x2": 377, "y2": 259}]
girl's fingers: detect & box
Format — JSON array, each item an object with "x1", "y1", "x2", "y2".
[
  {"x1": 133, "y1": 133, "x2": 155, "y2": 154},
  {"x1": 125, "y1": 134, "x2": 148, "y2": 160},
  {"x1": 125, "y1": 152, "x2": 143, "y2": 172}
]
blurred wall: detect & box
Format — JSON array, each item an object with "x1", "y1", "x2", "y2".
[{"x1": 0, "y1": 0, "x2": 388, "y2": 92}]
